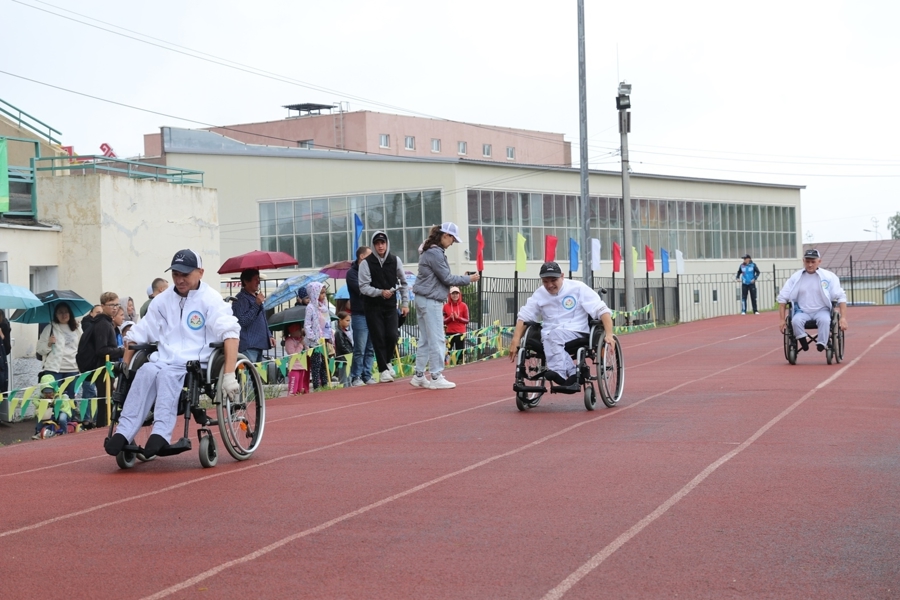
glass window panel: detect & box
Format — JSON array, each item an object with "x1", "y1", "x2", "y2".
[
  {"x1": 295, "y1": 236, "x2": 312, "y2": 268},
  {"x1": 467, "y1": 190, "x2": 479, "y2": 224},
  {"x1": 508, "y1": 193, "x2": 519, "y2": 228},
  {"x1": 722, "y1": 229, "x2": 731, "y2": 258},
  {"x1": 384, "y1": 193, "x2": 403, "y2": 229},
  {"x1": 312, "y1": 233, "x2": 330, "y2": 266},
  {"x1": 530, "y1": 193, "x2": 543, "y2": 224},
  {"x1": 638, "y1": 198, "x2": 649, "y2": 228},
  {"x1": 781, "y1": 206, "x2": 790, "y2": 232},
  {"x1": 482, "y1": 226, "x2": 494, "y2": 261},
  {"x1": 292, "y1": 199, "x2": 311, "y2": 235},
  {"x1": 726, "y1": 204, "x2": 736, "y2": 231},
  {"x1": 657, "y1": 200, "x2": 668, "y2": 231},
  {"x1": 311, "y1": 198, "x2": 328, "y2": 233},
  {"x1": 423, "y1": 190, "x2": 442, "y2": 226},
  {"x1": 609, "y1": 197, "x2": 621, "y2": 229},
  {"x1": 648, "y1": 199, "x2": 659, "y2": 229},
  {"x1": 481, "y1": 191, "x2": 494, "y2": 225},
  {"x1": 277, "y1": 235, "x2": 294, "y2": 257},
  {"x1": 329, "y1": 197, "x2": 348, "y2": 232},
  {"x1": 530, "y1": 228, "x2": 542, "y2": 260},
  {"x1": 554, "y1": 195, "x2": 566, "y2": 227},
  {"x1": 596, "y1": 197, "x2": 609, "y2": 229},
  {"x1": 753, "y1": 232, "x2": 761, "y2": 259},
  {"x1": 277, "y1": 201, "x2": 294, "y2": 236},
  {"x1": 631, "y1": 199, "x2": 641, "y2": 229},
  {"x1": 788, "y1": 207, "x2": 796, "y2": 232},
  {"x1": 261, "y1": 236, "x2": 277, "y2": 252},
  {"x1": 648, "y1": 231, "x2": 660, "y2": 257},
  {"x1": 599, "y1": 230, "x2": 611, "y2": 261},
  {"x1": 711, "y1": 203, "x2": 721, "y2": 231},
  {"x1": 684, "y1": 231, "x2": 696, "y2": 259},
  {"x1": 331, "y1": 232, "x2": 350, "y2": 261},
  {"x1": 542, "y1": 194, "x2": 554, "y2": 226},
  {"x1": 466, "y1": 226, "x2": 478, "y2": 261},
  {"x1": 698, "y1": 202, "x2": 710, "y2": 231},
  {"x1": 678, "y1": 231, "x2": 688, "y2": 257},
  {"x1": 701, "y1": 231, "x2": 711, "y2": 258},
  {"x1": 666, "y1": 200, "x2": 677, "y2": 230},
  {"x1": 494, "y1": 191, "x2": 507, "y2": 226},
  {"x1": 751, "y1": 205, "x2": 761, "y2": 231},
  {"x1": 632, "y1": 230, "x2": 643, "y2": 257},
  {"x1": 404, "y1": 192, "x2": 423, "y2": 228},
  {"x1": 566, "y1": 195, "x2": 578, "y2": 228},
  {"x1": 365, "y1": 194, "x2": 384, "y2": 230},
  {"x1": 494, "y1": 227, "x2": 510, "y2": 261},
  {"x1": 259, "y1": 203, "x2": 276, "y2": 237},
  {"x1": 521, "y1": 228, "x2": 534, "y2": 260},
  {"x1": 766, "y1": 206, "x2": 776, "y2": 231},
  {"x1": 348, "y1": 195, "x2": 366, "y2": 222},
  {"x1": 774, "y1": 205, "x2": 783, "y2": 232},
  {"x1": 734, "y1": 204, "x2": 744, "y2": 231},
  {"x1": 684, "y1": 202, "x2": 695, "y2": 230},
  {"x1": 519, "y1": 193, "x2": 530, "y2": 227},
  {"x1": 712, "y1": 231, "x2": 722, "y2": 259},
  {"x1": 556, "y1": 229, "x2": 569, "y2": 261},
  {"x1": 788, "y1": 232, "x2": 797, "y2": 258}
]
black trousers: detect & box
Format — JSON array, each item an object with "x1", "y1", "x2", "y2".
[
  {"x1": 364, "y1": 303, "x2": 399, "y2": 374},
  {"x1": 741, "y1": 283, "x2": 758, "y2": 313}
]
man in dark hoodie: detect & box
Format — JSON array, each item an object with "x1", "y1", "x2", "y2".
[
  {"x1": 347, "y1": 245, "x2": 376, "y2": 386},
  {"x1": 77, "y1": 293, "x2": 124, "y2": 426},
  {"x1": 358, "y1": 231, "x2": 409, "y2": 383}
]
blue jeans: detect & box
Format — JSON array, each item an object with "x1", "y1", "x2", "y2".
[
  {"x1": 350, "y1": 313, "x2": 375, "y2": 381},
  {"x1": 47, "y1": 371, "x2": 78, "y2": 399},
  {"x1": 81, "y1": 381, "x2": 97, "y2": 421},
  {"x1": 242, "y1": 348, "x2": 263, "y2": 363},
  {"x1": 414, "y1": 295, "x2": 446, "y2": 377}
]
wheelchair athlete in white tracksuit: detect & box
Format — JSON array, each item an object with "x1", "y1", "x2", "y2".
[
  {"x1": 105, "y1": 249, "x2": 241, "y2": 459},
  {"x1": 509, "y1": 261, "x2": 615, "y2": 388},
  {"x1": 777, "y1": 249, "x2": 848, "y2": 352}
]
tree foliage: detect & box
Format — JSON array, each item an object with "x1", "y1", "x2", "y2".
[{"x1": 889, "y1": 212, "x2": 900, "y2": 240}]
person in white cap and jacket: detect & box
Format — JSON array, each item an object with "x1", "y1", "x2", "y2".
[
  {"x1": 410, "y1": 223, "x2": 479, "y2": 389},
  {"x1": 104, "y1": 249, "x2": 241, "y2": 459},
  {"x1": 778, "y1": 248, "x2": 848, "y2": 352}
]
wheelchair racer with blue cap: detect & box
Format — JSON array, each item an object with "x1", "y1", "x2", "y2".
[
  {"x1": 778, "y1": 248, "x2": 848, "y2": 354},
  {"x1": 509, "y1": 261, "x2": 615, "y2": 392},
  {"x1": 104, "y1": 249, "x2": 242, "y2": 459}
]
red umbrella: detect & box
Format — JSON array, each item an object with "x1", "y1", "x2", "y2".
[
  {"x1": 218, "y1": 250, "x2": 298, "y2": 274},
  {"x1": 319, "y1": 260, "x2": 354, "y2": 279}
]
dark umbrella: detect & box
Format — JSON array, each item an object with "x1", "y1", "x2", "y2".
[
  {"x1": 319, "y1": 260, "x2": 354, "y2": 279},
  {"x1": 11, "y1": 290, "x2": 93, "y2": 323},
  {"x1": 267, "y1": 305, "x2": 307, "y2": 333},
  {"x1": 218, "y1": 250, "x2": 299, "y2": 274}
]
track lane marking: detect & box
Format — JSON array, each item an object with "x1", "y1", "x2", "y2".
[
  {"x1": 138, "y1": 347, "x2": 781, "y2": 599},
  {"x1": 539, "y1": 322, "x2": 900, "y2": 600}
]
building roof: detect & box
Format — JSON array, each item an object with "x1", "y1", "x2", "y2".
[
  {"x1": 803, "y1": 240, "x2": 900, "y2": 269},
  {"x1": 283, "y1": 103, "x2": 336, "y2": 114}
]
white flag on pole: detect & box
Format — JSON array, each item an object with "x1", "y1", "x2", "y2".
[
  {"x1": 675, "y1": 249, "x2": 685, "y2": 274},
  {"x1": 590, "y1": 238, "x2": 601, "y2": 272}
]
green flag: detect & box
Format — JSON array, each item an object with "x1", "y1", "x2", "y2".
[{"x1": 0, "y1": 139, "x2": 9, "y2": 213}]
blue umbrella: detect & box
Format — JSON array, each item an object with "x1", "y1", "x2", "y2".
[
  {"x1": 0, "y1": 283, "x2": 42, "y2": 310},
  {"x1": 263, "y1": 272, "x2": 329, "y2": 310},
  {"x1": 333, "y1": 285, "x2": 350, "y2": 300},
  {"x1": 10, "y1": 290, "x2": 93, "y2": 323}
]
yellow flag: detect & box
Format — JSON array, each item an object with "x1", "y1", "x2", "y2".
[
  {"x1": 632, "y1": 246, "x2": 638, "y2": 271},
  {"x1": 516, "y1": 233, "x2": 527, "y2": 272}
]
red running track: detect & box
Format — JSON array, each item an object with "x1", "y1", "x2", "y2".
[{"x1": 2, "y1": 307, "x2": 899, "y2": 599}]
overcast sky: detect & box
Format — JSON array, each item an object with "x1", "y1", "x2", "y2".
[{"x1": 2, "y1": 0, "x2": 898, "y2": 243}]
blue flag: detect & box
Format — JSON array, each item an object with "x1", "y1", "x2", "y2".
[
  {"x1": 353, "y1": 213, "x2": 364, "y2": 254},
  {"x1": 569, "y1": 237, "x2": 579, "y2": 273},
  {"x1": 661, "y1": 248, "x2": 670, "y2": 274}
]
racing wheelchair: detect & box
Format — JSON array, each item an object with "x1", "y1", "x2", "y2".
[
  {"x1": 783, "y1": 302, "x2": 845, "y2": 365},
  {"x1": 106, "y1": 342, "x2": 266, "y2": 469},
  {"x1": 512, "y1": 319, "x2": 624, "y2": 411}
]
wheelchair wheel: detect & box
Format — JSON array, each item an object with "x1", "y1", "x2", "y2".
[
  {"x1": 829, "y1": 315, "x2": 844, "y2": 364},
  {"x1": 583, "y1": 381, "x2": 597, "y2": 411},
  {"x1": 514, "y1": 348, "x2": 545, "y2": 412},
  {"x1": 216, "y1": 356, "x2": 266, "y2": 461},
  {"x1": 596, "y1": 335, "x2": 624, "y2": 408},
  {"x1": 109, "y1": 350, "x2": 157, "y2": 469},
  {"x1": 199, "y1": 434, "x2": 218, "y2": 468},
  {"x1": 836, "y1": 327, "x2": 845, "y2": 362}
]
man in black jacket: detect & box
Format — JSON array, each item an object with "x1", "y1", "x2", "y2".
[
  {"x1": 347, "y1": 246, "x2": 376, "y2": 386},
  {"x1": 358, "y1": 231, "x2": 409, "y2": 383},
  {"x1": 77, "y1": 292, "x2": 124, "y2": 426}
]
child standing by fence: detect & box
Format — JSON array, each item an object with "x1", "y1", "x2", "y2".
[{"x1": 284, "y1": 323, "x2": 309, "y2": 395}]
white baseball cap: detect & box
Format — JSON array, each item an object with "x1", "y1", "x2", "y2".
[{"x1": 440, "y1": 222, "x2": 462, "y2": 244}]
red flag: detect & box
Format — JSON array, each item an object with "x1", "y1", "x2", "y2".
[
  {"x1": 645, "y1": 245, "x2": 655, "y2": 272},
  {"x1": 476, "y1": 228, "x2": 485, "y2": 272},
  {"x1": 612, "y1": 242, "x2": 621, "y2": 273},
  {"x1": 544, "y1": 235, "x2": 558, "y2": 262}
]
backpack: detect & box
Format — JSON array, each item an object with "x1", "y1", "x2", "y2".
[{"x1": 76, "y1": 327, "x2": 95, "y2": 373}]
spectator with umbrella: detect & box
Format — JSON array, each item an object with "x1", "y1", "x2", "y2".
[
  {"x1": 0, "y1": 283, "x2": 43, "y2": 395},
  {"x1": 232, "y1": 269, "x2": 275, "y2": 364},
  {"x1": 35, "y1": 301, "x2": 82, "y2": 399},
  {"x1": 0, "y1": 310, "x2": 11, "y2": 394}
]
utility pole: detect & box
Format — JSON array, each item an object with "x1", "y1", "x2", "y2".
[
  {"x1": 577, "y1": 0, "x2": 592, "y2": 287},
  {"x1": 617, "y1": 82, "x2": 635, "y2": 317}
]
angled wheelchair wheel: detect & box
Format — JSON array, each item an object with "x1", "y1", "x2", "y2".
[
  {"x1": 514, "y1": 347, "x2": 545, "y2": 412},
  {"x1": 109, "y1": 350, "x2": 157, "y2": 468},
  {"x1": 836, "y1": 328, "x2": 845, "y2": 362},
  {"x1": 199, "y1": 433, "x2": 218, "y2": 468},
  {"x1": 596, "y1": 335, "x2": 624, "y2": 408},
  {"x1": 583, "y1": 381, "x2": 597, "y2": 411},
  {"x1": 216, "y1": 356, "x2": 266, "y2": 461}
]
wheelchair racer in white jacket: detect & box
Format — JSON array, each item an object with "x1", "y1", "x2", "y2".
[
  {"x1": 509, "y1": 261, "x2": 614, "y2": 389},
  {"x1": 105, "y1": 249, "x2": 241, "y2": 458},
  {"x1": 777, "y1": 249, "x2": 848, "y2": 352}
]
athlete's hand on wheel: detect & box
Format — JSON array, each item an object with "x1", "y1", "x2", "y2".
[{"x1": 221, "y1": 372, "x2": 240, "y2": 400}]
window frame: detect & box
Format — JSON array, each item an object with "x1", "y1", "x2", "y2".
[
  {"x1": 482, "y1": 143, "x2": 492, "y2": 158},
  {"x1": 506, "y1": 146, "x2": 515, "y2": 160},
  {"x1": 458, "y1": 141, "x2": 467, "y2": 155},
  {"x1": 379, "y1": 134, "x2": 390, "y2": 148},
  {"x1": 431, "y1": 138, "x2": 441, "y2": 153},
  {"x1": 404, "y1": 136, "x2": 416, "y2": 151}
]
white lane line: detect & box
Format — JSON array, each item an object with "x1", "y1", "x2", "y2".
[
  {"x1": 539, "y1": 322, "x2": 900, "y2": 600},
  {"x1": 0, "y1": 397, "x2": 510, "y2": 539},
  {"x1": 140, "y1": 349, "x2": 777, "y2": 599}
]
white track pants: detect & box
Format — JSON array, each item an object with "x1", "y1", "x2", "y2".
[
  {"x1": 115, "y1": 362, "x2": 187, "y2": 443},
  {"x1": 541, "y1": 328, "x2": 582, "y2": 379},
  {"x1": 791, "y1": 309, "x2": 831, "y2": 344}
]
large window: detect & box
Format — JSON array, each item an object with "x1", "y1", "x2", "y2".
[
  {"x1": 259, "y1": 189, "x2": 442, "y2": 267},
  {"x1": 466, "y1": 188, "x2": 797, "y2": 263}
]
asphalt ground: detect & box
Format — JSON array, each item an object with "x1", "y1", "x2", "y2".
[{"x1": 1, "y1": 307, "x2": 898, "y2": 600}]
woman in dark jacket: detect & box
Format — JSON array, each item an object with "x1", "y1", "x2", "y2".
[{"x1": 0, "y1": 310, "x2": 11, "y2": 393}]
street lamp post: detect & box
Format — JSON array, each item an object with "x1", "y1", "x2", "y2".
[
  {"x1": 617, "y1": 82, "x2": 635, "y2": 319},
  {"x1": 577, "y1": 0, "x2": 592, "y2": 287}
]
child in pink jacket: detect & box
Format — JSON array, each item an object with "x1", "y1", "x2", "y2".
[{"x1": 284, "y1": 323, "x2": 309, "y2": 395}]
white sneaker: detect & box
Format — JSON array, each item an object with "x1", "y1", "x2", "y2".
[
  {"x1": 364, "y1": 378, "x2": 377, "y2": 385},
  {"x1": 380, "y1": 369, "x2": 394, "y2": 383},
  {"x1": 428, "y1": 374, "x2": 456, "y2": 389},
  {"x1": 351, "y1": 378, "x2": 365, "y2": 387},
  {"x1": 410, "y1": 374, "x2": 430, "y2": 388},
  {"x1": 388, "y1": 365, "x2": 396, "y2": 376}
]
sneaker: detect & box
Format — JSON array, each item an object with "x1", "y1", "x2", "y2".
[
  {"x1": 410, "y1": 374, "x2": 430, "y2": 388},
  {"x1": 380, "y1": 369, "x2": 394, "y2": 383},
  {"x1": 31, "y1": 433, "x2": 41, "y2": 440},
  {"x1": 754, "y1": 311, "x2": 760, "y2": 315},
  {"x1": 429, "y1": 374, "x2": 456, "y2": 389},
  {"x1": 741, "y1": 311, "x2": 746, "y2": 315},
  {"x1": 351, "y1": 378, "x2": 365, "y2": 387},
  {"x1": 364, "y1": 378, "x2": 377, "y2": 385},
  {"x1": 388, "y1": 365, "x2": 396, "y2": 377}
]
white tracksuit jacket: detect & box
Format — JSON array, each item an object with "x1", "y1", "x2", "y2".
[
  {"x1": 776, "y1": 268, "x2": 847, "y2": 311},
  {"x1": 517, "y1": 279, "x2": 612, "y2": 332}
]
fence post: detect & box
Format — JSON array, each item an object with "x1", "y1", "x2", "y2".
[
  {"x1": 676, "y1": 274, "x2": 681, "y2": 322},
  {"x1": 849, "y1": 255, "x2": 854, "y2": 305}
]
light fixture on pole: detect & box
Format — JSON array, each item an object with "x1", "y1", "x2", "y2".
[{"x1": 617, "y1": 82, "x2": 635, "y2": 319}]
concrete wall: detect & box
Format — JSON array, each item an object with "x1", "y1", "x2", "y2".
[{"x1": 0, "y1": 118, "x2": 65, "y2": 167}]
